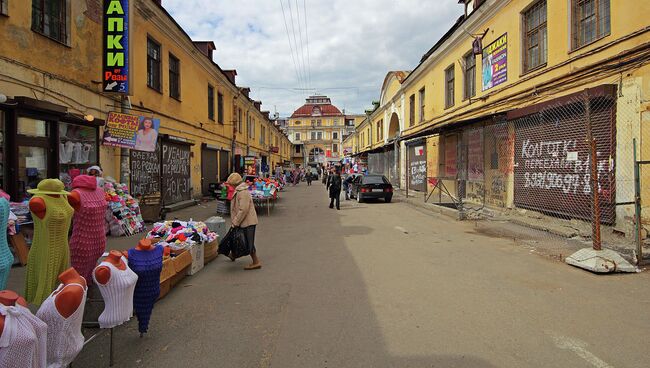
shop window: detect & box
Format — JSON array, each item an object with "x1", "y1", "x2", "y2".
[
  {"x1": 58, "y1": 122, "x2": 98, "y2": 190},
  {"x1": 523, "y1": 0, "x2": 547, "y2": 72},
  {"x1": 409, "y1": 94, "x2": 415, "y2": 127},
  {"x1": 445, "y1": 64, "x2": 455, "y2": 108},
  {"x1": 463, "y1": 52, "x2": 476, "y2": 99},
  {"x1": 18, "y1": 118, "x2": 48, "y2": 137},
  {"x1": 147, "y1": 37, "x2": 162, "y2": 91},
  {"x1": 18, "y1": 146, "x2": 48, "y2": 201},
  {"x1": 217, "y1": 92, "x2": 224, "y2": 124},
  {"x1": 571, "y1": 0, "x2": 610, "y2": 50},
  {"x1": 169, "y1": 54, "x2": 181, "y2": 99},
  {"x1": 207, "y1": 85, "x2": 214, "y2": 120},
  {"x1": 31, "y1": 0, "x2": 67, "y2": 44}
]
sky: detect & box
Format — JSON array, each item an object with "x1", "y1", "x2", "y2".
[{"x1": 164, "y1": 1, "x2": 462, "y2": 117}]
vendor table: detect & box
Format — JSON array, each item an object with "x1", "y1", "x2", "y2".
[{"x1": 252, "y1": 196, "x2": 276, "y2": 216}]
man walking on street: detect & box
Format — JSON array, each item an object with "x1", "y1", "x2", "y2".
[
  {"x1": 328, "y1": 169, "x2": 342, "y2": 210},
  {"x1": 306, "y1": 170, "x2": 313, "y2": 186},
  {"x1": 343, "y1": 174, "x2": 354, "y2": 200}
]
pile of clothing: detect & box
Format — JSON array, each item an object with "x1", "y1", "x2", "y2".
[
  {"x1": 103, "y1": 179, "x2": 145, "y2": 236},
  {"x1": 247, "y1": 178, "x2": 279, "y2": 199},
  {"x1": 146, "y1": 220, "x2": 217, "y2": 251}
]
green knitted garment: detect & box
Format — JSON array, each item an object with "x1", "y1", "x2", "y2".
[{"x1": 25, "y1": 194, "x2": 74, "y2": 306}]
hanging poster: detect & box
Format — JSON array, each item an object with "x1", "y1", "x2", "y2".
[
  {"x1": 408, "y1": 144, "x2": 427, "y2": 192},
  {"x1": 102, "y1": 112, "x2": 160, "y2": 152},
  {"x1": 482, "y1": 33, "x2": 507, "y2": 91},
  {"x1": 244, "y1": 156, "x2": 257, "y2": 175}
]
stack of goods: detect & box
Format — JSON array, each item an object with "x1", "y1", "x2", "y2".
[
  {"x1": 9, "y1": 201, "x2": 31, "y2": 226},
  {"x1": 103, "y1": 179, "x2": 145, "y2": 237},
  {"x1": 246, "y1": 178, "x2": 279, "y2": 199},
  {"x1": 145, "y1": 220, "x2": 217, "y2": 252}
]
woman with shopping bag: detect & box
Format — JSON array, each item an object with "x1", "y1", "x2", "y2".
[{"x1": 225, "y1": 173, "x2": 261, "y2": 270}]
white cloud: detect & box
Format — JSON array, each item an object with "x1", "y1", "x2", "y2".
[{"x1": 163, "y1": 0, "x2": 461, "y2": 116}]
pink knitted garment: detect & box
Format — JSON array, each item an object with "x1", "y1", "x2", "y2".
[{"x1": 69, "y1": 175, "x2": 107, "y2": 285}]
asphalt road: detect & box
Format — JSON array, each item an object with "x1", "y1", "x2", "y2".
[{"x1": 74, "y1": 182, "x2": 650, "y2": 368}]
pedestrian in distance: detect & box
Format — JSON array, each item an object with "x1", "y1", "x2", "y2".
[
  {"x1": 328, "y1": 169, "x2": 342, "y2": 210},
  {"x1": 306, "y1": 171, "x2": 313, "y2": 186},
  {"x1": 343, "y1": 174, "x2": 354, "y2": 200},
  {"x1": 227, "y1": 173, "x2": 262, "y2": 270}
]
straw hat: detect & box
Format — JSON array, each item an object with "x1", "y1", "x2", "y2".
[
  {"x1": 27, "y1": 179, "x2": 70, "y2": 196},
  {"x1": 227, "y1": 173, "x2": 243, "y2": 186}
]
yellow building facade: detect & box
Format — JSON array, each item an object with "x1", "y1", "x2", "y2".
[
  {"x1": 0, "y1": 0, "x2": 291, "y2": 205},
  {"x1": 287, "y1": 95, "x2": 347, "y2": 167},
  {"x1": 352, "y1": 0, "x2": 650, "y2": 233}
]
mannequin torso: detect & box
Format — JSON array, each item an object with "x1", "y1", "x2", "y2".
[
  {"x1": 94, "y1": 250, "x2": 127, "y2": 285},
  {"x1": 0, "y1": 290, "x2": 28, "y2": 336},
  {"x1": 29, "y1": 192, "x2": 80, "y2": 219},
  {"x1": 52, "y1": 268, "x2": 86, "y2": 318}
]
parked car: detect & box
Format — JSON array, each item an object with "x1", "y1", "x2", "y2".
[{"x1": 349, "y1": 175, "x2": 393, "y2": 203}]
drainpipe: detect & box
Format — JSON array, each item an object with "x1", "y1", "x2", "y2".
[{"x1": 119, "y1": 96, "x2": 130, "y2": 184}]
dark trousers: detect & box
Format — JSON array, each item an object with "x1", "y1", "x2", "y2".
[{"x1": 329, "y1": 192, "x2": 340, "y2": 209}]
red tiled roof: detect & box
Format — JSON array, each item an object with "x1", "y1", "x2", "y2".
[{"x1": 291, "y1": 104, "x2": 343, "y2": 118}]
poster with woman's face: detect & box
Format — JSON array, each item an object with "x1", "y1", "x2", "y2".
[{"x1": 134, "y1": 117, "x2": 160, "y2": 152}]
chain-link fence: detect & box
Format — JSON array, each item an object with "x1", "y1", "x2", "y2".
[{"x1": 422, "y1": 86, "x2": 647, "y2": 264}]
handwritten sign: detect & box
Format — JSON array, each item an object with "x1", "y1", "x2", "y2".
[
  {"x1": 130, "y1": 143, "x2": 160, "y2": 196},
  {"x1": 408, "y1": 144, "x2": 427, "y2": 192},
  {"x1": 162, "y1": 142, "x2": 191, "y2": 204}
]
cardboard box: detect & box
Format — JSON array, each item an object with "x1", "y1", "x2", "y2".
[
  {"x1": 158, "y1": 279, "x2": 171, "y2": 300},
  {"x1": 159, "y1": 258, "x2": 174, "y2": 283},
  {"x1": 187, "y1": 242, "x2": 205, "y2": 276}
]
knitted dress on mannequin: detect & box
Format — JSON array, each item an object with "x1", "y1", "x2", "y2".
[
  {"x1": 25, "y1": 185, "x2": 74, "y2": 306},
  {"x1": 128, "y1": 245, "x2": 163, "y2": 334},
  {"x1": 0, "y1": 304, "x2": 48, "y2": 368},
  {"x1": 0, "y1": 199, "x2": 13, "y2": 289},
  {"x1": 69, "y1": 175, "x2": 107, "y2": 284}
]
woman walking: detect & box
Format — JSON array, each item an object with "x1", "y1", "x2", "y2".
[{"x1": 227, "y1": 173, "x2": 262, "y2": 270}]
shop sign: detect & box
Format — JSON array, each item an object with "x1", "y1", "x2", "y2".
[
  {"x1": 103, "y1": 0, "x2": 130, "y2": 94},
  {"x1": 244, "y1": 156, "x2": 257, "y2": 175},
  {"x1": 270, "y1": 146, "x2": 279, "y2": 153},
  {"x1": 102, "y1": 112, "x2": 160, "y2": 152},
  {"x1": 481, "y1": 33, "x2": 507, "y2": 91}
]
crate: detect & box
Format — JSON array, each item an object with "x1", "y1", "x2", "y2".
[
  {"x1": 204, "y1": 239, "x2": 218, "y2": 261},
  {"x1": 159, "y1": 257, "x2": 174, "y2": 283},
  {"x1": 158, "y1": 279, "x2": 171, "y2": 300}
]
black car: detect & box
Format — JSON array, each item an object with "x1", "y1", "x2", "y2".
[{"x1": 350, "y1": 175, "x2": 393, "y2": 203}]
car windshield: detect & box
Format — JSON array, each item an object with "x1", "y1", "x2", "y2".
[{"x1": 363, "y1": 176, "x2": 388, "y2": 184}]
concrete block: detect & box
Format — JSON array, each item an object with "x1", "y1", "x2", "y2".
[{"x1": 565, "y1": 248, "x2": 639, "y2": 273}]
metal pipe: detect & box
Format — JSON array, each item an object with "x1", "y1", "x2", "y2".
[
  {"x1": 109, "y1": 328, "x2": 115, "y2": 367},
  {"x1": 633, "y1": 138, "x2": 643, "y2": 264}
]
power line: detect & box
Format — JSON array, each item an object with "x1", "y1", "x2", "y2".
[
  {"x1": 287, "y1": 0, "x2": 305, "y2": 90},
  {"x1": 295, "y1": 0, "x2": 308, "y2": 91},
  {"x1": 303, "y1": 0, "x2": 312, "y2": 90},
  {"x1": 280, "y1": 0, "x2": 303, "y2": 90}
]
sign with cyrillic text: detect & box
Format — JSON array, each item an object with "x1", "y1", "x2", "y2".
[{"x1": 103, "y1": 0, "x2": 130, "y2": 94}]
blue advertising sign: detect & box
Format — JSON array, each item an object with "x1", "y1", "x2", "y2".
[
  {"x1": 481, "y1": 33, "x2": 507, "y2": 91},
  {"x1": 103, "y1": 0, "x2": 130, "y2": 94}
]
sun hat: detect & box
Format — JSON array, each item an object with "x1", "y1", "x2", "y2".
[
  {"x1": 87, "y1": 165, "x2": 103, "y2": 175},
  {"x1": 227, "y1": 173, "x2": 243, "y2": 186},
  {"x1": 27, "y1": 178, "x2": 70, "y2": 196}
]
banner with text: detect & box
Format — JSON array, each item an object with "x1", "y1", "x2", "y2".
[
  {"x1": 102, "y1": 112, "x2": 160, "y2": 152},
  {"x1": 482, "y1": 33, "x2": 507, "y2": 91}
]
